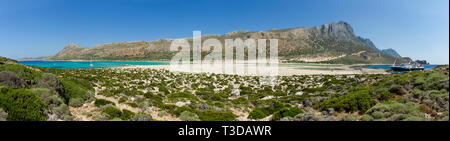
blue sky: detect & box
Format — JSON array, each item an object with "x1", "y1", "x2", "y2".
[{"x1": 0, "y1": 0, "x2": 448, "y2": 64}]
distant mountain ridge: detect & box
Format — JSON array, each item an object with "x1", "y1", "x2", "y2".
[
  {"x1": 49, "y1": 21, "x2": 409, "y2": 64},
  {"x1": 357, "y1": 37, "x2": 402, "y2": 58},
  {"x1": 357, "y1": 37, "x2": 379, "y2": 51},
  {"x1": 381, "y1": 48, "x2": 402, "y2": 58}
]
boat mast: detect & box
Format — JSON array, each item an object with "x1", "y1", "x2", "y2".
[{"x1": 90, "y1": 57, "x2": 93, "y2": 67}]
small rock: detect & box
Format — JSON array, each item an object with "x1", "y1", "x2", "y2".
[
  {"x1": 327, "y1": 108, "x2": 335, "y2": 115},
  {"x1": 0, "y1": 108, "x2": 8, "y2": 121},
  {"x1": 175, "y1": 101, "x2": 191, "y2": 107},
  {"x1": 300, "y1": 113, "x2": 319, "y2": 121},
  {"x1": 390, "y1": 114, "x2": 405, "y2": 121}
]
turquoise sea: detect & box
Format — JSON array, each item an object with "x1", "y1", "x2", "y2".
[
  {"x1": 18, "y1": 61, "x2": 169, "y2": 69},
  {"x1": 18, "y1": 61, "x2": 439, "y2": 71}
]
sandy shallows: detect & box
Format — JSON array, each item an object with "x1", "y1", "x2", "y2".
[{"x1": 119, "y1": 63, "x2": 388, "y2": 76}]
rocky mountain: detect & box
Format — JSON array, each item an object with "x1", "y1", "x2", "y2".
[
  {"x1": 18, "y1": 56, "x2": 52, "y2": 61},
  {"x1": 381, "y1": 48, "x2": 402, "y2": 58},
  {"x1": 50, "y1": 21, "x2": 408, "y2": 64},
  {"x1": 357, "y1": 37, "x2": 379, "y2": 51},
  {"x1": 357, "y1": 37, "x2": 403, "y2": 58},
  {"x1": 415, "y1": 60, "x2": 429, "y2": 65}
]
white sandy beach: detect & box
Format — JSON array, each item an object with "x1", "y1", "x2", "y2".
[{"x1": 119, "y1": 63, "x2": 388, "y2": 76}]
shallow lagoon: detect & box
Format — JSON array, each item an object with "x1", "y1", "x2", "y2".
[{"x1": 19, "y1": 61, "x2": 169, "y2": 69}]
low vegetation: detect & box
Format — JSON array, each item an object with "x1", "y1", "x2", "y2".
[
  {"x1": 0, "y1": 87, "x2": 46, "y2": 121},
  {"x1": 1, "y1": 56, "x2": 448, "y2": 121}
]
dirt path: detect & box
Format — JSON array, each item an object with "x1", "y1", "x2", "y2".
[
  {"x1": 291, "y1": 51, "x2": 367, "y2": 63},
  {"x1": 230, "y1": 108, "x2": 250, "y2": 121},
  {"x1": 69, "y1": 102, "x2": 97, "y2": 121}
]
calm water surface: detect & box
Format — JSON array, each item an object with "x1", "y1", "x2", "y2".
[{"x1": 19, "y1": 61, "x2": 169, "y2": 69}]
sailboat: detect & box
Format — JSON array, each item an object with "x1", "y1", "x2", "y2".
[{"x1": 90, "y1": 57, "x2": 94, "y2": 67}]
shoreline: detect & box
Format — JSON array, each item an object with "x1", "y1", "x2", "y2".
[
  {"x1": 19, "y1": 60, "x2": 442, "y2": 66},
  {"x1": 17, "y1": 60, "x2": 392, "y2": 75},
  {"x1": 118, "y1": 64, "x2": 389, "y2": 76},
  {"x1": 18, "y1": 59, "x2": 171, "y2": 62},
  {"x1": 19, "y1": 60, "x2": 442, "y2": 76},
  {"x1": 21, "y1": 60, "x2": 425, "y2": 66}
]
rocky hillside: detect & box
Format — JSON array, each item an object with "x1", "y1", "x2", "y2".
[
  {"x1": 381, "y1": 48, "x2": 402, "y2": 58},
  {"x1": 357, "y1": 37, "x2": 380, "y2": 51},
  {"x1": 0, "y1": 57, "x2": 17, "y2": 64},
  {"x1": 1, "y1": 58, "x2": 65, "y2": 121},
  {"x1": 50, "y1": 21, "x2": 408, "y2": 64}
]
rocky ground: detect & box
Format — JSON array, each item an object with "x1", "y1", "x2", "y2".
[{"x1": 41, "y1": 65, "x2": 448, "y2": 121}]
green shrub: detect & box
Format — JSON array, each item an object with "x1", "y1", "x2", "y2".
[
  {"x1": 179, "y1": 111, "x2": 200, "y2": 121},
  {"x1": 61, "y1": 79, "x2": 92, "y2": 103},
  {"x1": 69, "y1": 97, "x2": 84, "y2": 107},
  {"x1": 424, "y1": 72, "x2": 449, "y2": 90},
  {"x1": 121, "y1": 109, "x2": 135, "y2": 120},
  {"x1": 126, "y1": 102, "x2": 138, "y2": 108},
  {"x1": 273, "y1": 91, "x2": 287, "y2": 97},
  {"x1": 360, "y1": 114, "x2": 373, "y2": 121},
  {"x1": 371, "y1": 87, "x2": 394, "y2": 101},
  {"x1": 232, "y1": 97, "x2": 248, "y2": 105},
  {"x1": 303, "y1": 87, "x2": 327, "y2": 93},
  {"x1": 341, "y1": 114, "x2": 357, "y2": 121},
  {"x1": 0, "y1": 87, "x2": 46, "y2": 121},
  {"x1": 414, "y1": 77, "x2": 426, "y2": 86},
  {"x1": 249, "y1": 100, "x2": 287, "y2": 118},
  {"x1": 204, "y1": 93, "x2": 228, "y2": 102},
  {"x1": 377, "y1": 91, "x2": 395, "y2": 101},
  {"x1": 162, "y1": 105, "x2": 192, "y2": 116},
  {"x1": 158, "y1": 86, "x2": 170, "y2": 94},
  {"x1": 248, "y1": 109, "x2": 267, "y2": 120},
  {"x1": 95, "y1": 99, "x2": 115, "y2": 107},
  {"x1": 93, "y1": 113, "x2": 110, "y2": 121},
  {"x1": 35, "y1": 73, "x2": 64, "y2": 94},
  {"x1": 366, "y1": 101, "x2": 425, "y2": 121},
  {"x1": 427, "y1": 72, "x2": 448, "y2": 82},
  {"x1": 32, "y1": 88, "x2": 53, "y2": 96},
  {"x1": 118, "y1": 97, "x2": 127, "y2": 103},
  {"x1": 285, "y1": 107, "x2": 304, "y2": 117},
  {"x1": 248, "y1": 99, "x2": 286, "y2": 119},
  {"x1": 144, "y1": 92, "x2": 164, "y2": 107},
  {"x1": 167, "y1": 92, "x2": 198, "y2": 101},
  {"x1": 318, "y1": 90, "x2": 373, "y2": 113},
  {"x1": 272, "y1": 107, "x2": 303, "y2": 121},
  {"x1": 0, "y1": 71, "x2": 24, "y2": 88},
  {"x1": 412, "y1": 88, "x2": 423, "y2": 96},
  {"x1": 196, "y1": 109, "x2": 237, "y2": 121},
  {"x1": 102, "y1": 106, "x2": 122, "y2": 119},
  {"x1": 158, "y1": 110, "x2": 169, "y2": 117},
  {"x1": 131, "y1": 112, "x2": 153, "y2": 121},
  {"x1": 0, "y1": 64, "x2": 42, "y2": 82},
  {"x1": 53, "y1": 103, "x2": 70, "y2": 117},
  {"x1": 430, "y1": 91, "x2": 449, "y2": 100},
  {"x1": 31, "y1": 88, "x2": 72, "y2": 120}
]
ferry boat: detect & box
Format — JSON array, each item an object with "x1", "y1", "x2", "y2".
[{"x1": 390, "y1": 60, "x2": 424, "y2": 71}]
